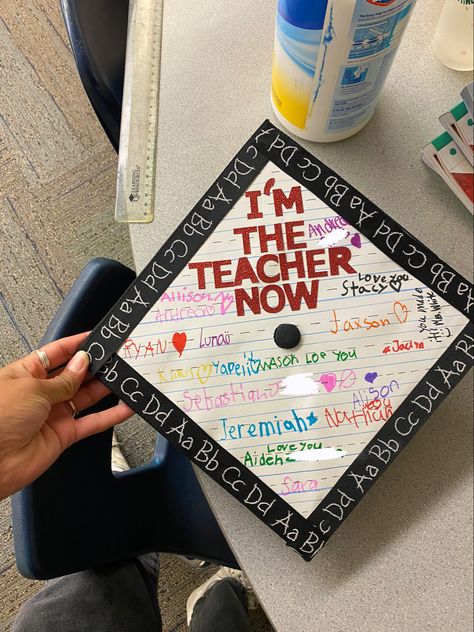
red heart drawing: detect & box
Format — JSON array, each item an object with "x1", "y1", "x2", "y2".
[
  {"x1": 172, "y1": 332, "x2": 187, "y2": 357},
  {"x1": 350, "y1": 233, "x2": 362, "y2": 248},
  {"x1": 320, "y1": 373, "x2": 337, "y2": 393}
]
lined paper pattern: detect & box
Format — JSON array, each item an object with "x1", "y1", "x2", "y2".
[{"x1": 119, "y1": 162, "x2": 469, "y2": 517}]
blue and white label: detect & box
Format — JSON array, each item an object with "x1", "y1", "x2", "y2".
[{"x1": 326, "y1": 0, "x2": 414, "y2": 132}]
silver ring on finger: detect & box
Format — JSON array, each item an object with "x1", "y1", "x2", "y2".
[
  {"x1": 34, "y1": 349, "x2": 51, "y2": 373},
  {"x1": 65, "y1": 400, "x2": 80, "y2": 419}
]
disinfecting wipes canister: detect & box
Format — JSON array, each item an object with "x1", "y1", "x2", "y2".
[{"x1": 271, "y1": 0, "x2": 417, "y2": 142}]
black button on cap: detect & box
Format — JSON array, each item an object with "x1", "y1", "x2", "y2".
[{"x1": 274, "y1": 323, "x2": 301, "y2": 349}]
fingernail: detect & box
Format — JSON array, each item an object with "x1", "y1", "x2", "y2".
[{"x1": 67, "y1": 350, "x2": 89, "y2": 373}]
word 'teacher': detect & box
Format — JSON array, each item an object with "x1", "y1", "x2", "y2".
[
  {"x1": 83, "y1": 121, "x2": 473, "y2": 560},
  {"x1": 119, "y1": 160, "x2": 469, "y2": 519},
  {"x1": 188, "y1": 182, "x2": 356, "y2": 316}
]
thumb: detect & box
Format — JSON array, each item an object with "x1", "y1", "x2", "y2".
[{"x1": 40, "y1": 350, "x2": 90, "y2": 405}]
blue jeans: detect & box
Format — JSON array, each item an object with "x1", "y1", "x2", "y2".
[{"x1": 12, "y1": 554, "x2": 250, "y2": 632}]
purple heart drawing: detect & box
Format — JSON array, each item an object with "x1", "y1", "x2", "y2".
[
  {"x1": 365, "y1": 372, "x2": 378, "y2": 383},
  {"x1": 350, "y1": 233, "x2": 362, "y2": 248},
  {"x1": 320, "y1": 373, "x2": 337, "y2": 392}
]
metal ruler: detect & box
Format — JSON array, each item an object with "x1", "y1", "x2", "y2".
[{"x1": 115, "y1": 0, "x2": 164, "y2": 223}]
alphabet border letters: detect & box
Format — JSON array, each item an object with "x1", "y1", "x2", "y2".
[{"x1": 81, "y1": 121, "x2": 473, "y2": 560}]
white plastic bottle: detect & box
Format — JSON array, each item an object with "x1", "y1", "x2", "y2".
[
  {"x1": 433, "y1": 0, "x2": 474, "y2": 71},
  {"x1": 271, "y1": 0, "x2": 417, "y2": 142}
]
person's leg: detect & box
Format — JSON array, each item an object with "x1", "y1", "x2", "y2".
[
  {"x1": 187, "y1": 568, "x2": 256, "y2": 632},
  {"x1": 12, "y1": 553, "x2": 161, "y2": 632}
]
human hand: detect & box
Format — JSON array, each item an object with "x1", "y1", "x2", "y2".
[{"x1": 0, "y1": 332, "x2": 133, "y2": 500}]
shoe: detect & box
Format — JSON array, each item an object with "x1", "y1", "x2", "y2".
[
  {"x1": 111, "y1": 431, "x2": 130, "y2": 472},
  {"x1": 186, "y1": 566, "x2": 258, "y2": 625},
  {"x1": 179, "y1": 556, "x2": 210, "y2": 569}
]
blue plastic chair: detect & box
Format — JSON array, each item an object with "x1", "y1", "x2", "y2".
[
  {"x1": 13, "y1": 258, "x2": 237, "y2": 578},
  {"x1": 60, "y1": 0, "x2": 129, "y2": 150},
  {"x1": 12, "y1": 0, "x2": 238, "y2": 580}
]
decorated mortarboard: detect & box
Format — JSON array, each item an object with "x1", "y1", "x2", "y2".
[{"x1": 82, "y1": 121, "x2": 473, "y2": 561}]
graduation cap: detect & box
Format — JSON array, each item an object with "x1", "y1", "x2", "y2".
[{"x1": 82, "y1": 121, "x2": 473, "y2": 561}]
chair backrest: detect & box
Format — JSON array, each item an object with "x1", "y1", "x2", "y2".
[
  {"x1": 13, "y1": 259, "x2": 236, "y2": 578},
  {"x1": 12, "y1": 2, "x2": 237, "y2": 579},
  {"x1": 61, "y1": 0, "x2": 129, "y2": 150}
]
